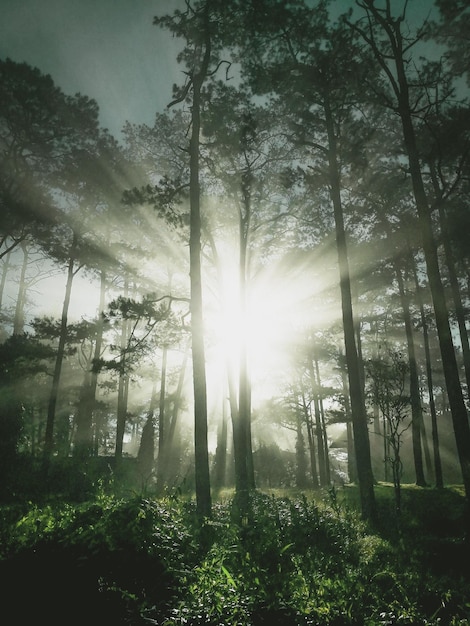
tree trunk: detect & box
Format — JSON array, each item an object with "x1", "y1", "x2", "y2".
[
  {"x1": 138, "y1": 383, "x2": 157, "y2": 480},
  {"x1": 74, "y1": 269, "x2": 107, "y2": 459},
  {"x1": 394, "y1": 260, "x2": 426, "y2": 485},
  {"x1": 236, "y1": 154, "x2": 255, "y2": 494},
  {"x1": 188, "y1": 23, "x2": 212, "y2": 517},
  {"x1": 413, "y1": 266, "x2": 444, "y2": 488},
  {"x1": 0, "y1": 249, "x2": 12, "y2": 310},
  {"x1": 115, "y1": 278, "x2": 130, "y2": 461},
  {"x1": 13, "y1": 240, "x2": 28, "y2": 335},
  {"x1": 213, "y1": 396, "x2": 228, "y2": 491},
  {"x1": 303, "y1": 393, "x2": 319, "y2": 489},
  {"x1": 43, "y1": 233, "x2": 78, "y2": 467},
  {"x1": 156, "y1": 345, "x2": 168, "y2": 493},
  {"x1": 324, "y1": 96, "x2": 376, "y2": 521},
  {"x1": 73, "y1": 368, "x2": 94, "y2": 460},
  {"x1": 295, "y1": 413, "x2": 309, "y2": 488},
  {"x1": 339, "y1": 349, "x2": 358, "y2": 483},
  {"x1": 166, "y1": 344, "x2": 189, "y2": 474},
  {"x1": 315, "y1": 355, "x2": 331, "y2": 484},
  {"x1": 309, "y1": 357, "x2": 327, "y2": 486}
]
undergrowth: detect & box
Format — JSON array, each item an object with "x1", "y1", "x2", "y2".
[{"x1": 1, "y1": 487, "x2": 469, "y2": 625}]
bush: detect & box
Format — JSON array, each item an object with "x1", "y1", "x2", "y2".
[
  {"x1": 1, "y1": 488, "x2": 469, "y2": 625},
  {"x1": 0, "y1": 495, "x2": 195, "y2": 625}
]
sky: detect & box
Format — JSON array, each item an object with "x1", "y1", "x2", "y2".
[
  {"x1": 0, "y1": 0, "x2": 442, "y2": 138},
  {"x1": 0, "y1": 0, "x2": 185, "y2": 138}
]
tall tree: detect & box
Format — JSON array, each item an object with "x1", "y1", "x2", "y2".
[
  {"x1": 351, "y1": 0, "x2": 470, "y2": 506},
  {"x1": 241, "y1": 0, "x2": 377, "y2": 520},
  {"x1": 154, "y1": 0, "x2": 234, "y2": 516},
  {"x1": 0, "y1": 59, "x2": 98, "y2": 260},
  {"x1": 203, "y1": 85, "x2": 296, "y2": 496}
]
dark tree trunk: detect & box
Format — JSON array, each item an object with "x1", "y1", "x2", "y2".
[
  {"x1": 295, "y1": 414, "x2": 309, "y2": 488},
  {"x1": 137, "y1": 415, "x2": 155, "y2": 480},
  {"x1": 73, "y1": 369, "x2": 94, "y2": 460},
  {"x1": 188, "y1": 17, "x2": 212, "y2": 517},
  {"x1": 213, "y1": 398, "x2": 228, "y2": 491},
  {"x1": 0, "y1": 249, "x2": 12, "y2": 309},
  {"x1": 324, "y1": 96, "x2": 376, "y2": 521},
  {"x1": 315, "y1": 355, "x2": 331, "y2": 484},
  {"x1": 74, "y1": 269, "x2": 107, "y2": 459},
  {"x1": 13, "y1": 241, "x2": 28, "y2": 335},
  {"x1": 413, "y1": 268, "x2": 444, "y2": 488},
  {"x1": 394, "y1": 261, "x2": 426, "y2": 486},
  {"x1": 115, "y1": 279, "x2": 130, "y2": 461},
  {"x1": 339, "y1": 350, "x2": 358, "y2": 483},
  {"x1": 308, "y1": 358, "x2": 326, "y2": 484},
  {"x1": 235, "y1": 146, "x2": 255, "y2": 495},
  {"x1": 43, "y1": 233, "x2": 78, "y2": 467},
  {"x1": 302, "y1": 389, "x2": 319, "y2": 489},
  {"x1": 156, "y1": 346, "x2": 168, "y2": 493},
  {"x1": 167, "y1": 344, "x2": 189, "y2": 461},
  {"x1": 138, "y1": 384, "x2": 157, "y2": 480}
]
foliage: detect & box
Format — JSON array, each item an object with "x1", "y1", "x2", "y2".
[
  {"x1": 365, "y1": 349, "x2": 411, "y2": 514},
  {"x1": 1, "y1": 488, "x2": 469, "y2": 625},
  {"x1": 1, "y1": 494, "x2": 196, "y2": 625},
  {"x1": 0, "y1": 334, "x2": 55, "y2": 494}
]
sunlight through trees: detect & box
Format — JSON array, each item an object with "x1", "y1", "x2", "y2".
[{"x1": 1, "y1": 0, "x2": 470, "y2": 526}]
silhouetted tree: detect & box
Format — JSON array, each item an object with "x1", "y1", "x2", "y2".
[{"x1": 351, "y1": 0, "x2": 470, "y2": 506}]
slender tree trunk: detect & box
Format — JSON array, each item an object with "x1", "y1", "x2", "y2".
[
  {"x1": 13, "y1": 241, "x2": 28, "y2": 335},
  {"x1": 156, "y1": 345, "x2": 168, "y2": 493},
  {"x1": 339, "y1": 349, "x2": 358, "y2": 483},
  {"x1": 205, "y1": 229, "x2": 241, "y2": 491},
  {"x1": 89, "y1": 270, "x2": 107, "y2": 455},
  {"x1": 413, "y1": 266, "x2": 444, "y2": 488},
  {"x1": 309, "y1": 359, "x2": 327, "y2": 485},
  {"x1": 189, "y1": 26, "x2": 212, "y2": 517},
  {"x1": 137, "y1": 383, "x2": 157, "y2": 479},
  {"x1": 43, "y1": 234, "x2": 78, "y2": 467},
  {"x1": 394, "y1": 261, "x2": 426, "y2": 485},
  {"x1": 324, "y1": 96, "x2": 376, "y2": 521},
  {"x1": 237, "y1": 158, "x2": 255, "y2": 493},
  {"x1": 73, "y1": 368, "x2": 94, "y2": 460},
  {"x1": 315, "y1": 355, "x2": 331, "y2": 484},
  {"x1": 74, "y1": 272, "x2": 107, "y2": 460},
  {"x1": 74, "y1": 268, "x2": 107, "y2": 459},
  {"x1": 115, "y1": 278, "x2": 130, "y2": 460},
  {"x1": 313, "y1": 391, "x2": 327, "y2": 486},
  {"x1": 167, "y1": 344, "x2": 189, "y2": 453},
  {"x1": 351, "y1": 280, "x2": 366, "y2": 396},
  {"x1": 213, "y1": 395, "x2": 228, "y2": 491},
  {"x1": 0, "y1": 249, "x2": 11, "y2": 310},
  {"x1": 303, "y1": 393, "x2": 319, "y2": 489},
  {"x1": 295, "y1": 413, "x2": 309, "y2": 488}
]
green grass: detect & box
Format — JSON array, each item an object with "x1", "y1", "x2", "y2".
[{"x1": 1, "y1": 485, "x2": 469, "y2": 625}]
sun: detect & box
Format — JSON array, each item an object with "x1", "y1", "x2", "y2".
[{"x1": 204, "y1": 252, "x2": 330, "y2": 409}]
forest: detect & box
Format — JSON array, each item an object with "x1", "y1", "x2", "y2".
[{"x1": 1, "y1": 0, "x2": 470, "y2": 624}]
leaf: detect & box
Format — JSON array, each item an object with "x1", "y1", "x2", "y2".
[
  {"x1": 220, "y1": 564, "x2": 236, "y2": 588},
  {"x1": 280, "y1": 542, "x2": 294, "y2": 554}
]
